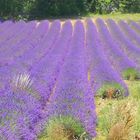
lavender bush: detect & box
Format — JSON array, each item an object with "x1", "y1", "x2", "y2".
[
  {"x1": 86, "y1": 19, "x2": 128, "y2": 97},
  {"x1": 30, "y1": 20, "x2": 72, "y2": 104},
  {"x1": 118, "y1": 20, "x2": 140, "y2": 46},
  {"x1": 39, "y1": 20, "x2": 97, "y2": 138},
  {"x1": 107, "y1": 19, "x2": 140, "y2": 66},
  {"x1": 96, "y1": 18, "x2": 140, "y2": 80},
  {"x1": 128, "y1": 20, "x2": 140, "y2": 34},
  {"x1": 0, "y1": 73, "x2": 42, "y2": 139}
]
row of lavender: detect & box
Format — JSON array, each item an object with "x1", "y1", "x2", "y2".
[{"x1": 0, "y1": 19, "x2": 140, "y2": 139}]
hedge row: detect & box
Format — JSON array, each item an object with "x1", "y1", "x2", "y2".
[{"x1": 0, "y1": 0, "x2": 140, "y2": 20}]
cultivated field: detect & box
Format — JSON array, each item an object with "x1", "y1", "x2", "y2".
[{"x1": 0, "y1": 18, "x2": 140, "y2": 140}]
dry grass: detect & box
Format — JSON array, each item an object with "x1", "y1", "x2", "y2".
[
  {"x1": 85, "y1": 13, "x2": 140, "y2": 22},
  {"x1": 11, "y1": 72, "x2": 33, "y2": 92},
  {"x1": 107, "y1": 100, "x2": 136, "y2": 140},
  {"x1": 11, "y1": 72, "x2": 40, "y2": 99},
  {"x1": 45, "y1": 123, "x2": 73, "y2": 140},
  {"x1": 95, "y1": 80, "x2": 140, "y2": 140},
  {"x1": 38, "y1": 116, "x2": 85, "y2": 140}
]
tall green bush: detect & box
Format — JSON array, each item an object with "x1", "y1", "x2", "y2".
[
  {"x1": 0, "y1": 0, "x2": 140, "y2": 20},
  {"x1": 29, "y1": 0, "x2": 89, "y2": 19}
]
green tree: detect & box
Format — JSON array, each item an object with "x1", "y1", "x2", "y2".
[
  {"x1": 0, "y1": 0, "x2": 24, "y2": 19},
  {"x1": 0, "y1": 0, "x2": 140, "y2": 20},
  {"x1": 29, "y1": 0, "x2": 89, "y2": 19}
]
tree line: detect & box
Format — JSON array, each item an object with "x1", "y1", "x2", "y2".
[{"x1": 0, "y1": 0, "x2": 140, "y2": 20}]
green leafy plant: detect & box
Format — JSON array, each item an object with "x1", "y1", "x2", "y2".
[
  {"x1": 96, "y1": 83, "x2": 125, "y2": 99},
  {"x1": 38, "y1": 115, "x2": 85, "y2": 140},
  {"x1": 122, "y1": 68, "x2": 140, "y2": 81}
]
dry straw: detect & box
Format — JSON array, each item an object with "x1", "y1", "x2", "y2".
[{"x1": 107, "y1": 99, "x2": 137, "y2": 140}]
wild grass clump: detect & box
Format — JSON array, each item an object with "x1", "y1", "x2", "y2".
[
  {"x1": 122, "y1": 68, "x2": 140, "y2": 81},
  {"x1": 38, "y1": 116, "x2": 86, "y2": 140},
  {"x1": 125, "y1": 80, "x2": 140, "y2": 100},
  {"x1": 127, "y1": 81, "x2": 140, "y2": 138},
  {"x1": 95, "y1": 80, "x2": 140, "y2": 140},
  {"x1": 10, "y1": 72, "x2": 40, "y2": 99},
  {"x1": 107, "y1": 99, "x2": 137, "y2": 140},
  {"x1": 96, "y1": 83, "x2": 125, "y2": 99},
  {"x1": 134, "y1": 105, "x2": 140, "y2": 140},
  {"x1": 11, "y1": 72, "x2": 33, "y2": 92},
  {"x1": 96, "y1": 97, "x2": 139, "y2": 140}
]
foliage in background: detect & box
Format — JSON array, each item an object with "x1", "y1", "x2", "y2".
[
  {"x1": 122, "y1": 68, "x2": 140, "y2": 81},
  {"x1": 89, "y1": 0, "x2": 140, "y2": 14},
  {"x1": 29, "y1": 0, "x2": 89, "y2": 19},
  {"x1": 0, "y1": 0, "x2": 140, "y2": 20}
]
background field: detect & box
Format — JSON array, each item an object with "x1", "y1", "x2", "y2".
[
  {"x1": 0, "y1": 18, "x2": 140, "y2": 139},
  {"x1": 0, "y1": 0, "x2": 140, "y2": 140}
]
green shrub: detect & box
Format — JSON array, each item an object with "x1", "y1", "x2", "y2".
[
  {"x1": 0, "y1": 0, "x2": 140, "y2": 20},
  {"x1": 96, "y1": 83, "x2": 125, "y2": 99},
  {"x1": 96, "y1": 97, "x2": 137, "y2": 139},
  {"x1": 122, "y1": 68, "x2": 140, "y2": 81},
  {"x1": 126, "y1": 80, "x2": 140, "y2": 100},
  {"x1": 89, "y1": 0, "x2": 140, "y2": 14},
  {"x1": 38, "y1": 116, "x2": 85, "y2": 140}
]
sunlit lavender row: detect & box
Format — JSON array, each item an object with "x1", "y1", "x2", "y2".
[{"x1": 0, "y1": 19, "x2": 140, "y2": 139}]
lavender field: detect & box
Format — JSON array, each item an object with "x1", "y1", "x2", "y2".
[{"x1": 0, "y1": 19, "x2": 140, "y2": 140}]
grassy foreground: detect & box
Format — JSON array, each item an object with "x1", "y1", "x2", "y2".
[
  {"x1": 95, "y1": 80, "x2": 140, "y2": 140},
  {"x1": 84, "y1": 13, "x2": 140, "y2": 21}
]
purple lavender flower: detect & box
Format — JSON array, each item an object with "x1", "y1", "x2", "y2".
[
  {"x1": 118, "y1": 20, "x2": 140, "y2": 46},
  {"x1": 96, "y1": 18, "x2": 139, "y2": 79},
  {"x1": 0, "y1": 20, "x2": 13, "y2": 34},
  {"x1": 0, "y1": 87, "x2": 41, "y2": 139},
  {"x1": 30, "y1": 20, "x2": 72, "y2": 104},
  {"x1": 26, "y1": 20, "x2": 49, "y2": 45},
  {"x1": 129, "y1": 20, "x2": 140, "y2": 34},
  {"x1": 107, "y1": 19, "x2": 140, "y2": 66},
  {"x1": 0, "y1": 21, "x2": 46, "y2": 68},
  {"x1": 13, "y1": 20, "x2": 60, "y2": 70},
  {"x1": 86, "y1": 19, "x2": 128, "y2": 96},
  {"x1": 0, "y1": 21, "x2": 26, "y2": 47}
]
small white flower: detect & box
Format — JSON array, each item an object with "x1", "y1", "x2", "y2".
[{"x1": 11, "y1": 72, "x2": 33, "y2": 92}]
